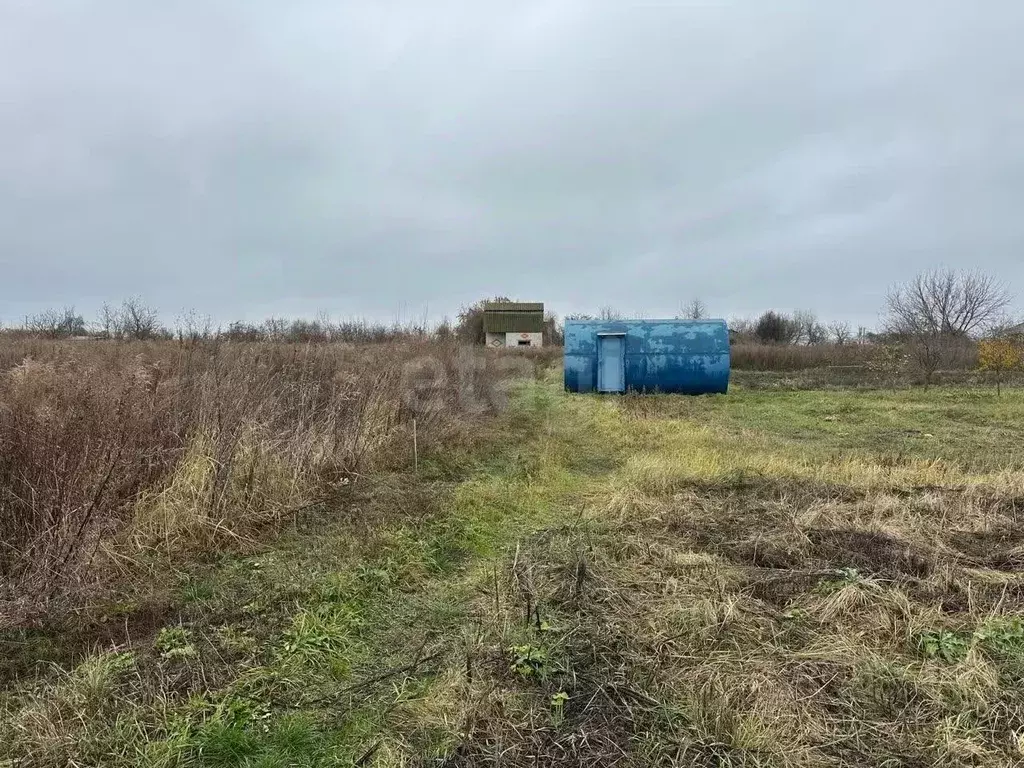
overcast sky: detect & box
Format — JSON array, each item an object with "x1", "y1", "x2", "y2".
[{"x1": 2, "y1": 1, "x2": 1023, "y2": 328}]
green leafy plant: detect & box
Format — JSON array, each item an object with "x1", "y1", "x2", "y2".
[
  {"x1": 155, "y1": 627, "x2": 198, "y2": 661},
  {"x1": 815, "y1": 567, "x2": 861, "y2": 594},
  {"x1": 918, "y1": 629, "x2": 970, "y2": 663},
  {"x1": 919, "y1": 619, "x2": 1024, "y2": 664},
  {"x1": 976, "y1": 617, "x2": 1024, "y2": 657},
  {"x1": 508, "y1": 644, "x2": 551, "y2": 679}
]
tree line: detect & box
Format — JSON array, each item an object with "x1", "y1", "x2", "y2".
[
  {"x1": 726, "y1": 268, "x2": 1020, "y2": 388},
  {"x1": 14, "y1": 299, "x2": 444, "y2": 344},
  {"x1": 9, "y1": 270, "x2": 1022, "y2": 370}
]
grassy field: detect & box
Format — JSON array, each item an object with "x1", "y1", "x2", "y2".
[{"x1": 4, "y1": 374, "x2": 1024, "y2": 767}]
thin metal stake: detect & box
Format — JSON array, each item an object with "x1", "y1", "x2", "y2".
[{"x1": 413, "y1": 418, "x2": 418, "y2": 473}]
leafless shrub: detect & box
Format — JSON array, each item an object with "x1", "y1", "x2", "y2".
[
  {"x1": 221, "y1": 321, "x2": 263, "y2": 342},
  {"x1": 284, "y1": 318, "x2": 329, "y2": 344},
  {"x1": 174, "y1": 309, "x2": 212, "y2": 344},
  {"x1": 867, "y1": 344, "x2": 910, "y2": 391},
  {"x1": 96, "y1": 302, "x2": 117, "y2": 340},
  {"x1": 456, "y1": 297, "x2": 513, "y2": 344},
  {"x1": 679, "y1": 298, "x2": 708, "y2": 320},
  {"x1": 435, "y1": 317, "x2": 455, "y2": 342},
  {"x1": 23, "y1": 307, "x2": 86, "y2": 338},
  {"x1": 0, "y1": 338, "x2": 530, "y2": 630},
  {"x1": 0, "y1": 357, "x2": 172, "y2": 625},
  {"x1": 261, "y1": 316, "x2": 290, "y2": 342},
  {"x1": 542, "y1": 313, "x2": 564, "y2": 345},
  {"x1": 727, "y1": 316, "x2": 756, "y2": 340},
  {"x1": 731, "y1": 342, "x2": 878, "y2": 371}
]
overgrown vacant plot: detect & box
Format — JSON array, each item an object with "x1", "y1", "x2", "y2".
[{"x1": 4, "y1": 376, "x2": 1024, "y2": 767}]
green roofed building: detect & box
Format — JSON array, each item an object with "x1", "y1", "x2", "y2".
[{"x1": 483, "y1": 302, "x2": 544, "y2": 348}]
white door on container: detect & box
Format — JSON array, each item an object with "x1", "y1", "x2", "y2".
[{"x1": 597, "y1": 335, "x2": 625, "y2": 392}]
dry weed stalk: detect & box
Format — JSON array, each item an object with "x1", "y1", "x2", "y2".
[{"x1": 0, "y1": 339, "x2": 531, "y2": 629}]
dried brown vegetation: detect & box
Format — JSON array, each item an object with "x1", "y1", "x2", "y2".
[
  {"x1": 379, "y1": 387, "x2": 1024, "y2": 767},
  {"x1": 0, "y1": 338, "x2": 538, "y2": 630},
  {"x1": 730, "y1": 342, "x2": 880, "y2": 372},
  {"x1": 3, "y1": 368, "x2": 1024, "y2": 767}
]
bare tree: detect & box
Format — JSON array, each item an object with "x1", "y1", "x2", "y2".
[
  {"x1": 543, "y1": 312, "x2": 564, "y2": 345},
  {"x1": 24, "y1": 306, "x2": 86, "y2": 338},
  {"x1": 315, "y1": 309, "x2": 335, "y2": 340},
  {"x1": 455, "y1": 296, "x2": 513, "y2": 343},
  {"x1": 175, "y1": 309, "x2": 212, "y2": 344},
  {"x1": 679, "y1": 298, "x2": 708, "y2": 320},
  {"x1": 728, "y1": 316, "x2": 756, "y2": 340},
  {"x1": 97, "y1": 302, "x2": 117, "y2": 339},
  {"x1": 910, "y1": 336, "x2": 945, "y2": 387},
  {"x1": 261, "y1": 316, "x2": 289, "y2": 342},
  {"x1": 115, "y1": 297, "x2": 161, "y2": 340},
  {"x1": 884, "y1": 269, "x2": 1011, "y2": 386},
  {"x1": 828, "y1": 321, "x2": 853, "y2": 345},
  {"x1": 793, "y1": 310, "x2": 827, "y2": 345},
  {"x1": 885, "y1": 269, "x2": 1011, "y2": 338},
  {"x1": 599, "y1": 306, "x2": 623, "y2": 321}
]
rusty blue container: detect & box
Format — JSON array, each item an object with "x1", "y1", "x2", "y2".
[{"x1": 564, "y1": 319, "x2": 730, "y2": 394}]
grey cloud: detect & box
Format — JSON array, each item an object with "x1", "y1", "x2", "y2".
[{"x1": 2, "y1": 1, "x2": 1023, "y2": 327}]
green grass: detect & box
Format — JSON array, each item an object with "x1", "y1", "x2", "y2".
[
  {"x1": 623, "y1": 386, "x2": 1024, "y2": 472},
  {"x1": 4, "y1": 379, "x2": 1024, "y2": 766}
]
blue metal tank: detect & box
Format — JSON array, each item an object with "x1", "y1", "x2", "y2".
[{"x1": 564, "y1": 319, "x2": 730, "y2": 394}]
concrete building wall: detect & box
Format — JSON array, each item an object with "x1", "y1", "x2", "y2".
[{"x1": 485, "y1": 332, "x2": 544, "y2": 348}]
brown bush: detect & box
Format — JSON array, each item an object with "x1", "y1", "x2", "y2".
[
  {"x1": 730, "y1": 342, "x2": 879, "y2": 371},
  {"x1": 0, "y1": 338, "x2": 528, "y2": 629},
  {"x1": 730, "y1": 340, "x2": 983, "y2": 385}
]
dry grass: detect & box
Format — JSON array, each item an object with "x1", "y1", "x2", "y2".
[
  {"x1": 0, "y1": 338, "x2": 539, "y2": 630},
  {"x1": 377, "y1": 384, "x2": 1024, "y2": 766},
  {"x1": 3, "y1": 374, "x2": 1024, "y2": 767},
  {"x1": 729, "y1": 341, "x2": 1024, "y2": 391},
  {"x1": 731, "y1": 342, "x2": 880, "y2": 372}
]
